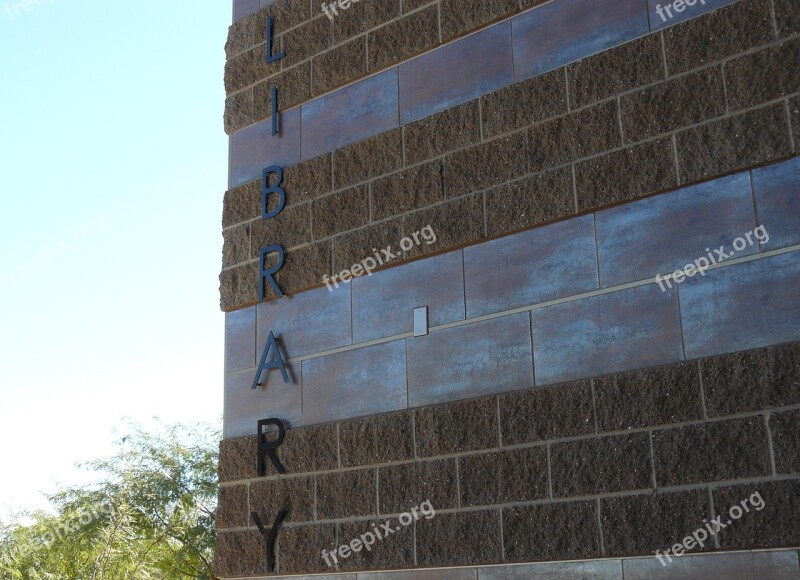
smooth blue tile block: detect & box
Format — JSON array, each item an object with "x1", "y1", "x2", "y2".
[
  {"x1": 352, "y1": 250, "x2": 465, "y2": 343},
  {"x1": 596, "y1": 172, "x2": 758, "y2": 287},
  {"x1": 752, "y1": 157, "x2": 800, "y2": 250},
  {"x1": 301, "y1": 340, "x2": 407, "y2": 425},
  {"x1": 512, "y1": 0, "x2": 649, "y2": 81},
  {"x1": 647, "y1": 0, "x2": 739, "y2": 32},
  {"x1": 399, "y1": 22, "x2": 514, "y2": 125},
  {"x1": 301, "y1": 69, "x2": 399, "y2": 161},
  {"x1": 479, "y1": 559, "x2": 623, "y2": 580},
  {"x1": 257, "y1": 285, "x2": 352, "y2": 360},
  {"x1": 226, "y1": 307, "x2": 257, "y2": 373},
  {"x1": 532, "y1": 283, "x2": 684, "y2": 385},
  {"x1": 225, "y1": 368, "x2": 302, "y2": 439},
  {"x1": 464, "y1": 214, "x2": 600, "y2": 318},
  {"x1": 680, "y1": 251, "x2": 800, "y2": 359},
  {"x1": 229, "y1": 107, "x2": 302, "y2": 188},
  {"x1": 407, "y1": 313, "x2": 534, "y2": 407}
]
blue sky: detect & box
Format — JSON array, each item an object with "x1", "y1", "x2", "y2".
[{"x1": 0, "y1": 0, "x2": 230, "y2": 517}]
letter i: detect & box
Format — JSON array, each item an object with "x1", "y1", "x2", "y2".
[
  {"x1": 705, "y1": 249, "x2": 716, "y2": 264},
  {"x1": 373, "y1": 248, "x2": 384, "y2": 265}
]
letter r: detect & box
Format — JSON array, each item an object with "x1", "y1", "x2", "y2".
[{"x1": 259, "y1": 245, "x2": 285, "y2": 300}]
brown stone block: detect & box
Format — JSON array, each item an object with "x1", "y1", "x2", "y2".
[
  {"x1": 441, "y1": 0, "x2": 517, "y2": 41},
  {"x1": 775, "y1": 0, "x2": 800, "y2": 37},
  {"x1": 621, "y1": 67, "x2": 725, "y2": 143},
  {"x1": 275, "y1": 240, "x2": 331, "y2": 295},
  {"x1": 551, "y1": 433, "x2": 652, "y2": 497},
  {"x1": 404, "y1": 100, "x2": 481, "y2": 166},
  {"x1": 280, "y1": 423, "x2": 338, "y2": 474},
  {"x1": 281, "y1": 15, "x2": 332, "y2": 67},
  {"x1": 220, "y1": 262, "x2": 259, "y2": 311},
  {"x1": 312, "y1": 185, "x2": 369, "y2": 240},
  {"x1": 332, "y1": 218, "x2": 403, "y2": 273},
  {"x1": 378, "y1": 459, "x2": 458, "y2": 514},
  {"x1": 336, "y1": 518, "x2": 414, "y2": 571},
  {"x1": 371, "y1": 160, "x2": 445, "y2": 221},
  {"x1": 770, "y1": 409, "x2": 800, "y2": 474},
  {"x1": 499, "y1": 381, "x2": 594, "y2": 445},
  {"x1": 312, "y1": 37, "x2": 368, "y2": 96},
  {"x1": 285, "y1": 153, "x2": 332, "y2": 204},
  {"x1": 653, "y1": 417, "x2": 770, "y2": 487},
  {"x1": 250, "y1": 476, "x2": 315, "y2": 524},
  {"x1": 403, "y1": 0, "x2": 434, "y2": 12},
  {"x1": 278, "y1": 523, "x2": 337, "y2": 575},
  {"x1": 481, "y1": 69, "x2": 567, "y2": 138},
  {"x1": 445, "y1": 132, "x2": 527, "y2": 198},
  {"x1": 726, "y1": 39, "x2": 800, "y2": 111},
  {"x1": 503, "y1": 501, "x2": 599, "y2": 562},
  {"x1": 403, "y1": 193, "x2": 484, "y2": 259},
  {"x1": 222, "y1": 223, "x2": 250, "y2": 268},
  {"x1": 224, "y1": 89, "x2": 254, "y2": 134},
  {"x1": 333, "y1": 129, "x2": 403, "y2": 190},
  {"x1": 255, "y1": 0, "x2": 312, "y2": 38},
  {"x1": 217, "y1": 485, "x2": 249, "y2": 529},
  {"x1": 333, "y1": 0, "x2": 401, "y2": 42},
  {"x1": 485, "y1": 167, "x2": 574, "y2": 236},
  {"x1": 368, "y1": 6, "x2": 439, "y2": 71},
  {"x1": 528, "y1": 100, "x2": 621, "y2": 172},
  {"x1": 317, "y1": 469, "x2": 377, "y2": 519},
  {"x1": 792, "y1": 96, "x2": 800, "y2": 146},
  {"x1": 214, "y1": 529, "x2": 266, "y2": 577},
  {"x1": 701, "y1": 342, "x2": 800, "y2": 417},
  {"x1": 224, "y1": 45, "x2": 280, "y2": 94},
  {"x1": 575, "y1": 138, "x2": 676, "y2": 211},
  {"x1": 417, "y1": 510, "x2": 502, "y2": 566},
  {"x1": 226, "y1": 14, "x2": 255, "y2": 59},
  {"x1": 568, "y1": 35, "x2": 664, "y2": 109},
  {"x1": 250, "y1": 202, "x2": 312, "y2": 254},
  {"x1": 713, "y1": 479, "x2": 800, "y2": 548},
  {"x1": 676, "y1": 104, "x2": 792, "y2": 183},
  {"x1": 600, "y1": 489, "x2": 709, "y2": 556},
  {"x1": 459, "y1": 447, "x2": 548, "y2": 507},
  {"x1": 594, "y1": 363, "x2": 703, "y2": 432},
  {"x1": 253, "y1": 62, "x2": 312, "y2": 123},
  {"x1": 415, "y1": 397, "x2": 498, "y2": 457},
  {"x1": 219, "y1": 436, "x2": 258, "y2": 482},
  {"x1": 339, "y1": 411, "x2": 414, "y2": 468},
  {"x1": 223, "y1": 179, "x2": 260, "y2": 228},
  {"x1": 663, "y1": 0, "x2": 773, "y2": 75}
]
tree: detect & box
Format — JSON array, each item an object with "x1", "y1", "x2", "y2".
[{"x1": 0, "y1": 420, "x2": 220, "y2": 579}]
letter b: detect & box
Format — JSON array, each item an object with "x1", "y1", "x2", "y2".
[{"x1": 262, "y1": 165, "x2": 286, "y2": 220}]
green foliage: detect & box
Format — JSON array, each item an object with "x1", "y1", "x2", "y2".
[{"x1": 0, "y1": 421, "x2": 220, "y2": 580}]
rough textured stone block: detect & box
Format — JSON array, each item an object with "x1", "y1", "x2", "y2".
[
  {"x1": 441, "y1": 0, "x2": 517, "y2": 41},
  {"x1": 485, "y1": 167, "x2": 574, "y2": 236},
  {"x1": 256, "y1": 0, "x2": 311, "y2": 34},
  {"x1": 253, "y1": 62, "x2": 311, "y2": 123},
  {"x1": 551, "y1": 433, "x2": 652, "y2": 497},
  {"x1": 311, "y1": 184, "x2": 369, "y2": 240},
  {"x1": 793, "y1": 97, "x2": 800, "y2": 145},
  {"x1": 663, "y1": 0, "x2": 773, "y2": 75},
  {"x1": 250, "y1": 476, "x2": 314, "y2": 524},
  {"x1": 285, "y1": 153, "x2": 332, "y2": 204},
  {"x1": 224, "y1": 45, "x2": 279, "y2": 94},
  {"x1": 223, "y1": 179, "x2": 260, "y2": 228},
  {"x1": 281, "y1": 15, "x2": 332, "y2": 67},
  {"x1": 250, "y1": 202, "x2": 312, "y2": 253},
  {"x1": 770, "y1": 409, "x2": 800, "y2": 474},
  {"x1": 752, "y1": 156, "x2": 800, "y2": 250},
  {"x1": 317, "y1": 469, "x2": 376, "y2": 519},
  {"x1": 533, "y1": 284, "x2": 684, "y2": 385},
  {"x1": 500, "y1": 381, "x2": 594, "y2": 445},
  {"x1": 680, "y1": 251, "x2": 800, "y2": 359},
  {"x1": 575, "y1": 138, "x2": 676, "y2": 210},
  {"x1": 402, "y1": 194, "x2": 484, "y2": 260},
  {"x1": 726, "y1": 39, "x2": 800, "y2": 110},
  {"x1": 215, "y1": 529, "x2": 266, "y2": 577},
  {"x1": 459, "y1": 447, "x2": 548, "y2": 507},
  {"x1": 415, "y1": 397, "x2": 499, "y2": 457},
  {"x1": 274, "y1": 240, "x2": 332, "y2": 295},
  {"x1": 227, "y1": 11, "x2": 255, "y2": 57},
  {"x1": 775, "y1": 0, "x2": 800, "y2": 37},
  {"x1": 528, "y1": 100, "x2": 621, "y2": 172},
  {"x1": 403, "y1": 101, "x2": 481, "y2": 166},
  {"x1": 378, "y1": 459, "x2": 458, "y2": 514},
  {"x1": 417, "y1": 510, "x2": 502, "y2": 566},
  {"x1": 653, "y1": 417, "x2": 770, "y2": 486},
  {"x1": 336, "y1": 518, "x2": 414, "y2": 571},
  {"x1": 713, "y1": 480, "x2": 800, "y2": 548},
  {"x1": 220, "y1": 261, "x2": 258, "y2": 311},
  {"x1": 594, "y1": 363, "x2": 703, "y2": 432},
  {"x1": 600, "y1": 489, "x2": 709, "y2": 556},
  {"x1": 568, "y1": 35, "x2": 663, "y2": 109},
  {"x1": 225, "y1": 89, "x2": 253, "y2": 134},
  {"x1": 647, "y1": 0, "x2": 738, "y2": 31},
  {"x1": 339, "y1": 411, "x2": 414, "y2": 468},
  {"x1": 278, "y1": 524, "x2": 337, "y2": 575},
  {"x1": 332, "y1": 0, "x2": 401, "y2": 41},
  {"x1": 312, "y1": 37, "x2": 368, "y2": 97},
  {"x1": 464, "y1": 214, "x2": 599, "y2": 318},
  {"x1": 621, "y1": 67, "x2": 725, "y2": 143},
  {"x1": 503, "y1": 501, "x2": 599, "y2": 562},
  {"x1": 332, "y1": 129, "x2": 403, "y2": 190},
  {"x1": 219, "y1": 435, "x2": 258, "y2": 482},
  {"x1": 595, "y1": 171, "x2": 757, "y2": 287},
  {"x1": 217, "y1": 484, "x2": 249, "y2": 529},
  {"x1": 701, "y1": 342, "x2": 800, "y2": 417},
  {"x1": 399, "y1": 22, "x2": 514, "y2": 124},
  {"x1": 332, "y1": 218, "x2": 403, "y2": 273},
  {"x1": 368, "y1": 6, "x2": 439, "y2": 71},
  {"x1": 480, "y1": 69, "x2": 567, "y2": 138},
  {"x1": 408, "y1": 313, "x2": 534, "y2": 406},
  {"x1": 280, "y1": 423, "x2": 338, "y2": 474},
  {"x1": 371, "y1": 160, "x2": 444, "y2": 221},
  {"x1": 445, "y1": 132, "x2": 527, "y2": 198},
  {"x1": 676, "y1": 104, "x2": 792, "y2": 183}
]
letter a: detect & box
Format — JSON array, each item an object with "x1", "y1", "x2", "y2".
[{"x1": 252, "y1": 331, "x2": 290, "y2": 388}]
